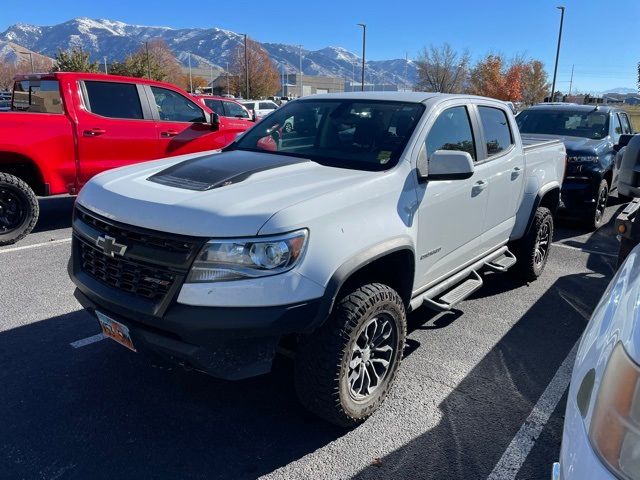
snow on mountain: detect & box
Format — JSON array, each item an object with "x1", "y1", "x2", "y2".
[{"x1": 0, "y1": 18, "x2": 418, "y2": 85}]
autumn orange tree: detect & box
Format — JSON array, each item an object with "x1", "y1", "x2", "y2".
[
  {"x1": 1, "y1": 55, "x2": 54, "y2": 89},
  {"x1": 468, "y1": 54, "x2": 525, "y2": 101},
  {"x1": 230, "y1": 38, "x2": 280, "y2": 99}
]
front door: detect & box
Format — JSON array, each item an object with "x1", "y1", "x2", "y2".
[
  {"x1": 76, "y1": 80, "x2": 158, "y2": 185},
  {"x1": 149, "y1": 86, "x2": 232, "y2": 157},
  {"x1": 414, "y1": 104, "x2": 490, "y2": 289}
]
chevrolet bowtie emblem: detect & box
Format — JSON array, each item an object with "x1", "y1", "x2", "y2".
[{"x1": 96, "y1": 235, "x2": 128, "y2": 257}]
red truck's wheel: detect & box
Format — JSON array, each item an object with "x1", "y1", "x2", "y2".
[{"x1": 0, "y1": 173, "x2": 39, "y2": 246}]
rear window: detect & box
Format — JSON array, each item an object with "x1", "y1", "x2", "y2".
[
  {"x1": 84, "y1": 81, "x2": 144, "y2": 120},
  {"x1": 12, "y1": 79, "x2": 63, "y2": 114},
  {"x1": 259, "y1": 102, "x2": 277, "y2": 110}
]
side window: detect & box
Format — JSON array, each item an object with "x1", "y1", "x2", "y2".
[
  {"x1": 151, "y1": 87, "x2": 206, "y2": 123},
  {"x1": 224, "y1": 101, "x2": 250, "y2": 118},
  {"x1": 477, "y1": 106, "x2": 513, "y2": 156},
  {"x1": 12, "y1": 79, "x2": 63, "y2": 114},
  {"x1": 612, "y1": 113, "x2": 623, "y2": 142},
  {"x1": 425, "y1": 106, "x2": 476, "y2": 160},
  {"x1": 619, "y1": 113, "x2": 633, "y2": 134},
  {"x1": 203, "y1": 98, "x2": 223, "y2": 114},
  {"x1": 259, "y1": 102, "x2": 277, "y2": 110},
  {"x1": 84, "y1": 81, "x2": 143, "y2": 120}
]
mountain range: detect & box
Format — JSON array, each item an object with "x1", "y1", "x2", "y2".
[{"x1": 0, "y1": 17, "x2": 417, "y2": 86}]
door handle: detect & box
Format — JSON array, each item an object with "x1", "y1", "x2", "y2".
[
  {"x1": 160, "y1": 130, "x2": 179, "y2": 138},
  {"x1": 472, "y1": 180, "x2": 488, "y2": 196},
  {"x1": 512, "y1": 166, "x2": 523, "y2": 179},
  {"x1": 83, "y1": 128, "x2": 106, "y2": 137}
]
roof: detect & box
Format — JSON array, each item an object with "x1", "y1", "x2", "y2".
[
  {"x1": 13, "y1": 72, "x2": 182, "y2": 89},
  {"x1": 297, "y1": 91, "x2": 509, "y2": 104},
  {"x1": 527, "y1": 103, "x2": 622, "y2": 113}
]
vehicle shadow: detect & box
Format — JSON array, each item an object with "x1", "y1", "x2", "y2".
[
  {"x1": 0, "y1": 310, "x2": 343, "y2": 480},
  {"x1": 353, "y1": 253, "x2": 614, "y2": 480},
  {"x1": 32, "y1": 195, "x2": 75, "y2": 234}
]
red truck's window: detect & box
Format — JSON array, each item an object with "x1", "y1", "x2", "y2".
[
  {"x1": 84, "y1": 81, "x2": 144, "y2": 120},
  {"x1": 12, "y1": 79, "x2": 63, "y2": 114},
  {"x1": 151, "y1": 87, "x2": 206, "y2": 123}
]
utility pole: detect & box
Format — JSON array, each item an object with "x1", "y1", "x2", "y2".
[
  {"x1": 19, "y1": 52, "x2": 34, "y2": 73},
  {"x1": 357, "y1": 23, "x2": 366, "y2": 92},
  {"x1": 188, "y1": 53, "x2": 193, "y2": 93},
  {"x1": 569, "y1": 64, "x2": 574, "y2": 96},
  {"x1": 244, "y1": 34, "x2": 249, "y2": 99},
  {"x1": 297, "y1": 44, "x2": 303, "y2": 98},
  {"x1": 226, "y1": 61, "x2": 230, "y2": 96},
  {"x1": 210, "y1": 64, "x2": 214, "y2": 95},
  {"x1": 404, "y1": 52, "x2": 408, "y2": 91},
  {"x1": 103, "y1": 56, "x2": 108, "y2": 74},
  {"x1": 145, "y1": 41, "x2": 151, "y2": 80},
  {"x1": 550, "y1": 6, "x2": 565, "y2": 102}
]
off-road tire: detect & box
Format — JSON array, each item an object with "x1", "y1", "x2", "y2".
[
  {"x1": 512, "y1": 206, "x2": 553, "y2": 282},
  {"x1": 0, "y1": 173, "x2": 39, "y2": 246},
  {"x1": 294, "y1": 283, "x2": 407, "y2": 427},
  {"x1": 586, "y1": 179, "x2": 609, "y2": 231}
]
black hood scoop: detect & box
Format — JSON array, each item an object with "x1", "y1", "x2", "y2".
[{"x1": 147, "y1": 150, "x2": 309, "y2": 191}]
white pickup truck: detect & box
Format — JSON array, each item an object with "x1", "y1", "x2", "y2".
[{"x1": 68, "y1": 92, "x2": 566, "y2": 426}]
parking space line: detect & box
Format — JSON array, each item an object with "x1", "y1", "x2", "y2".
[
  {"x1": 486, "y1": 340, "x2": 578, "y2": 480},
  {"x1": 70, "y1": 333, "x2": 105, "y2": 348},
  {"x1": 552, "y1": 242, "x2": 617, "y2": 258},
  {"x1": 0, "y1": 238, "x2": 71, "y2": 254}
]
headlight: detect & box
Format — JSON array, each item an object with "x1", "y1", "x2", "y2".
[
  {"x1": 567, "y1": 155, "x2": 599, "y2": 163},
  {"x1": 589, "y1": 343, "x2": 640, "y2": 479},
  {"x1": 186, "y1": 229, "x2": 308, "y2": 283}
]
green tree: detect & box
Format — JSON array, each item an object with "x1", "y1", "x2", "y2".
[
  {"x1": 109, "y1": 40, "x2": 182, "y2": 84},
  {"x1": 52, "y1": 47, "x2": 100, "y2": 73}
]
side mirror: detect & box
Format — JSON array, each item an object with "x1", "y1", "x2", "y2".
[
  {"x1": 419, "y1": 149, "x2": 475, "y2": 181},
  {"x1": 615, "y1": 133, "x2": 634, "y2": 152},
  {"x1": 211, "y1": 113, "x2": 220, "y2": 131}
]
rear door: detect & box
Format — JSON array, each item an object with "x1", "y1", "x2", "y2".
[
  {"x1": 76, "y1": 80, "x2": 157, "y2": 184},
  {"x1": 474, "y1": 104, "x2": 524, "y2": 248},
  {"x1": 148, "y1": 86, "x2": 232, "y2": 156}
]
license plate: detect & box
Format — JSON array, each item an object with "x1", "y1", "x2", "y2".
[{"x1": 96, "y1": 311, "x2": 136, "y2": 352}]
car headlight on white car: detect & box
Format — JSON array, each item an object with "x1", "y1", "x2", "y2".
[
  {"x1": 186, "y1": 229, "x2": 308, "y2": 283},
  {"x1": 589, "y1": 343, "x2": 640, "y2": 480}
]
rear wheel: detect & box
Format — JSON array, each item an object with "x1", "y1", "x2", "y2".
[
  {"x1": 294, "y1": 283, "x2": 406, "y2": 427},
  {"x1": 0, "y1": 173, "x2": 39, "y2": 246}
]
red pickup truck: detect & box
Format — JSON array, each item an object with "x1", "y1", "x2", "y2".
[{"x1": 0, "y1": 72, "x2": 252, "y2": 245}]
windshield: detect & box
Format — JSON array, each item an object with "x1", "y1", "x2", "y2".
[
  {"x1": 231, "y1": 99, "x2": 425, "y2": 171},
  {"x1": 516, "y1": 109, "x2": 610, "y2": 140}
]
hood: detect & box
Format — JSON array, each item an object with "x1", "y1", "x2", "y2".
[
  {"x1": 77, "y1": 150, "x2": 376, "y2": 237},
  {"x1": 522, "y1": 133, "x2": 611, "y2": 155}
]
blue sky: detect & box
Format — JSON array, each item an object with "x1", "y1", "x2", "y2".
[{"x1": 1, "y1": 0, "x2": 638, "y2": 92}]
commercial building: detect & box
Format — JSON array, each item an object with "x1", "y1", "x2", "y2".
[{"x1": 276, "y1": 74, "x2": 344, "y2": 98}]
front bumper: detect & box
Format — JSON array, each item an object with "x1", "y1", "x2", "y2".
[{"x1": 559, "y1": 179, "x2": 598, "y2": 216}]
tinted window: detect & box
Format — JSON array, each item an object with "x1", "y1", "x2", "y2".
[
  {"x1": 151, "y1": 87, "x2": 206, "y2": 123},
  {"x1": 478, "y1": 106, "x2": 513, "y2": 156},
  {"x1": 241, "y1": 102, "x2": 255, "y2": 110},
  {"x1": 224, "y1": 101, "x2": 250, "y2": 118},
  {"x1": 426, "y1": 106, "x2": 475, "y2": 160},
  {"x1": 613, "y1": 113, "x2": 623, "y2": 142},
  {"x1": 234, "y1": 100, "x2": 424, "y2": 171},
  {"x1": 84, "y1": 81, "x2": 143, "y2": 119},
  {"x1": 12, "y1": 79, "x2": 63, "y2": 114},
  {"x1": 259, "y1": 102, "x2": 277, "y2": 110},
  {"x1": 203, "y1": 98, "x2": 223, "y2": 114},
  {"x1": 619, "y1": 113, "x2": 633, "y2": 134},
  {"x1": 516, "y1": 109, "x2": 610, "y2": 140}
]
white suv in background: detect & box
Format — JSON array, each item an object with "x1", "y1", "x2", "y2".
[{"x1": 241, "y1": 100, "x2": 279, "y2": 120}]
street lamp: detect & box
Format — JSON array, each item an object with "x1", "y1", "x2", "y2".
[
  {"x1": 243, "y1": 34, "x2": 249, "y2": 99},
  {"x1": 19, "y1": 51, "x2": 34, "y2": 73},
  {"x1": 550, "y1": 6, "x2": 565, "y2": 102},
  {"x1": 357, "y1": 24, "x2": 366, "y2": 92},
  {"x1": 188, "y1": 52, "x2": 193, "y2": 93},
  {"x1": 297, "y1": 44, "x2": 303, "y2": 98}
]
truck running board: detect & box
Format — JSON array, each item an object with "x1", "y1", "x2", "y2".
[
  {"x1": 422, "y1": 271, "x2": 483, "y2": 312},
  {"x1": 485, "y1": 249, "x2": 517, "y2": 272}
]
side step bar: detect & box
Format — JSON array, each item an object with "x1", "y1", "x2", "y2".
[
  {"x1": 485, "y1": 249, "x2": 517, "y2": 272},
  {"x1": 422, "y1": 271, "x2": 483, "y2": 312}
]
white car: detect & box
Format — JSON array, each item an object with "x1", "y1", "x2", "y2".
[
  {"x1": 240, "y1": 100, "x2": 278, "y2": 120},
  {"x1": 555, "y1": 242, "x2": 640, "y2": 479}
]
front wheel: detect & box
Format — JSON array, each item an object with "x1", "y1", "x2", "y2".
[
  {"x1": 513, "y1": 206, "x2": 554, "y2": 281},
  {"x1": 294, "y1": 283, "x2": 407, "y2": 427},
  {"x1": 0, "y1": 173, "x2": 39, "y2": 246},
  {"x1": 586, "y1": 179, "x2": 609, "y2": 231}
]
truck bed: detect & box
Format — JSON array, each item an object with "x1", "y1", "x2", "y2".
[{"x1": 521, "y1": 135, "x2": 564, "y2": 152}]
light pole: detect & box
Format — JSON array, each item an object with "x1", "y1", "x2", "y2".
[
  {"x1": 188, "y1": 53, "x2": 193, "y2": 93},
  {"x1": 550, "y1": 6, "x2": 565, "y2": 102},
  {"x1": 357, "y1": 23, "x2": 366, "y2": 92},
  {"x1": 103, "y1": 56, "x2": 108, "y2": 74},
  {"x1": 19, "y1": 51, "x2": 34, "y2": 73},
  {"x1": 145, "y1": 41, "x2": 151, "y2": 80},
  {"x1": 226, "y1": 61, "x2": 230, "y2": 96},
  {"x1": 244, "y1": 34, "x2": 249, "y2": 99},
  {"x1": 297, "y1": 44, "x2": 303, "y2": 98}
]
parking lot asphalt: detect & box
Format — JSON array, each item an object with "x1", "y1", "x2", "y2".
[{"x1": 0, "y1": 195, "x2": 626, "y2": 480}]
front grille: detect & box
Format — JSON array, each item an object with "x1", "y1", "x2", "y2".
[
  {"x1": 79, "y1": 240, "x2": 175, "y2": 301},
  {"x1": 75, "y1": 208, "x2": 194, "y2": 254}
]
